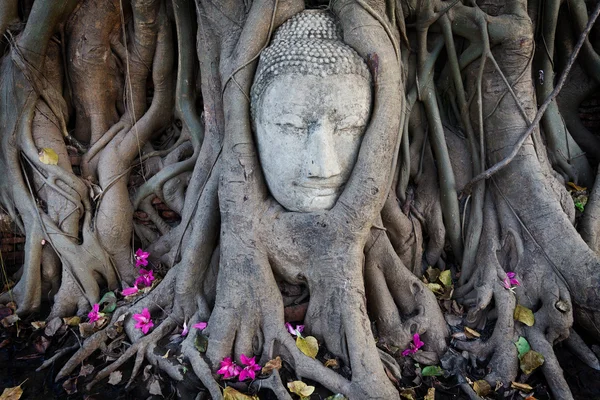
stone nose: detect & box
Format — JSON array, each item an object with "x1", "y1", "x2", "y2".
[{"x1": 304, "y1": 120, "x2": 341, "y2": 179}]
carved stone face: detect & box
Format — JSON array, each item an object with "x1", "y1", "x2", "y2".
[{"x1": 254, "y1": 73, "x2": 372, "y2": 212}]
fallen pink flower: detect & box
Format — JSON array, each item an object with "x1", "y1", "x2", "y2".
[
  {"x1": 193, "y1": 321, "x2": 207, "y2": 331},
  {"x1": 402, "y1": 333, "x2": 424, "y2": 356},
  {"x1": 285, "y1": 322, "x2": 304, "y2": 337},
  {"x1": 134, "y1": 248, "x2": 150, "y2": 267},
  {"x1": 132, "y1": 308, "x2": 154, "y2": 334},
  {"x1": 135, "y1": 269, "x2": 155, "y2": 287},
  {"x1": 88, "y1": 303, "x2": 102, "y2": 323},
  {"x1": 239, "y1": 354, "x2": 261, "y2": 381},
  {"x1": 122, "y1": 286, "x2": 139, "y2": 296},
  {"x1": 217, "y1": 357, "x2": 241, "y2": 379},
  {"x1": 502, "y1": 272, "x2": 520, "y2": 290},
  {"x1": 181, "y1": 320, "x2": 189, "y2": 336}
]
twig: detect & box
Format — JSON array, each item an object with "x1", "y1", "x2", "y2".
[{"x1": 461, "y1": 0, "x2": 600, "y2": 194}]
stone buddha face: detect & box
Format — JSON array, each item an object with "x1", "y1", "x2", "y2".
[{"x1": 251, "y1": 10, "x2": 372, "y2": 212}]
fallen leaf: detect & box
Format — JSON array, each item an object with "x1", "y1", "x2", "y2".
[
  {"x1": 33, "y1": 336, "x2": 50, "y2": 353},
  {"x1": 162, "y1": 349, "x2": 170, "y2": 359},
  {"x1": 0, "y1": 385, "x2": 23, "y2": 400},
  {"x1": 0, "y1": 339, "x2": 10, "y2": 349},
  {"x1": 421, "y1": 365, "x2": 444, "y2": 377},
  {"x1": 108, "y1": 371, "x2": 122, "y2": 385},
  {"x1": 261, "y1": 356, "x2": 282, "y2": 375},
  {"x1": 62, "y1": 316, "x2": 80, "y2": 326},
  {"x1": 30, "y1": 321, "x2": 46, "y2": 330},
  {"x1": 514, "y1": 305, "x2": 535, "y2": 327},
  {"x1": 99, "y1": 292, "x2": 117, "y2": 313},
  {"x1": 223, "y1": 386, "x2": 259, "y2": 400},
  {"x1": 567, "y1": 182, "x2": 586, "y2": 192},
  {"x1": 147, "y1": 377, "x2": 162, "y2": 396},
  {"x1": 511, "y1": 382, "x2": 533, "y2": 392},
  {"x1": 1, "y1": 314, "x2": 20, "y2": 328},
  {"x1": 324, "y1": 395, "x2": 347, "y2": 400},
  {"x1": 287, "y1": 381, "x2": 315, "y2": 398},
  {"x1": 62, "y1": 377, "x2": 77, "y2": 395},
  {"x1": 520, "y1": 350, "x2": 544, "y2": 374},
  {"x1": 514, "y1": 337, "x2": 531, "y2": 358},
  {"x1": 439, "y1": 270, "x2": 452, "y2": 287},
  {"x1": 424, "y1": 387, "x2": 435, "y2": 400},
  {"x1": 194, "y1": 333, "x2": 208, "y2": 353},
  {"x1": 473, "y1": 380, "x2": 492, "y2": 397},
  {"x1": 427, "y1": 283, "x2": 443, "y2": 294},
  {"x1": 38, "y1": 148, "x2": 59, "y2": 165},
  {"x1": 296, "y1": 336, "x2": 318, "y2": 358},
  {"x1": 426, "y1": 267, "x2": 441, "y2": 283},
  {"x1": 525, "y1": 396, "x2": 538, "y2": 400},
  {"x1": 400, "y1": 389, "x2": 416, "y2": 400},
  {"x1": 79, "y1": 364, "x2": 94, "y2": 377},
  {"x1": 324, "y1": 358, "x2": 339, "y2": 369},
  {"x1": 79, "y1": 322, "x2": 95, "y2": 338},
  {"x1": 464, "y1": 327, "x2": 480, "y2": 338}
]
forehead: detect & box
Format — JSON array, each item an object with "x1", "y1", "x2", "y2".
[{"x1": 258, "y1": 74, "x2": 371, "y2": 118}]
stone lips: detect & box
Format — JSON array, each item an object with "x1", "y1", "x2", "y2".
[{"x1": 251, "y1": 10, "x2": 372, "y2": 108}]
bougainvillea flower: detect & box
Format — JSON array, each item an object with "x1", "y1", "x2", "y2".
[
  {"x1": 181, "y1": 320, "x2": 189, "y2": 336},
  {"x1": 502, "y1": 272, "x2": 520, "y2": 290},
  {"x1": 134, "y1": 248, "x2": 150, "y2": 267},
  {"x1": 217, "y1": 357, "x2": 241, "y2": 379},
  {"x1": 402, "y1": 333, "x2": 425, "y2": 356},
  {"x1": 285, "y1": 322, "x2": 304, "y2": 337},
  {"x1": 122, "y1": 286, "x2": 139, "y2": 296},
  {"x1": 88, "y1": 303, "x2": 102, "y2": 323},
  {"x1": 193, "y1": 321, "x2": 207, "y2": 331},
  {"x1": 132, "y1": 308, "x2": 154, "y2": 334},
  {"x1": 239, "y1": 354, "x2": 262, "y2": 381},
  {"x1": 135, "y1": 269, "x2": 155, "y2": 287}
]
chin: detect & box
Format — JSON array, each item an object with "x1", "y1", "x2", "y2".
[{"x1": 291, "y1": 194, "x2": 338, "y2": 212}]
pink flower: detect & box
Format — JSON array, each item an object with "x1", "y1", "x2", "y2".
[
  {"x1": 88, "y1": 303, "x2": 102, "y2": 323},
  {"x1": 135, "y1": 269, "x2": 155, "y2": 288},
  {"x1": 239, "y1": 354, "x2": 261, "y2": 381},
  {"x1": 122, "y1": 286, "x2": 139, "y2": 296},
  {"x1": 502, "y1": 272, "x2": 520, "y2": 290},
  {"x1": 134, "y1": 248, "x2": 150, "y2": 267},
  {"x1": 285, "y1": 322, "x2": 304, "y2": 337},
  {"x1": 402, "y1": 333, "x2": 425, "y2": 356},
  {"x1": 193, "y1": 322, "x2": 207, "y2": 331},
  {"x1": 132, "y1": 308, "x2": 154, "y2": 334},
  {"x1": 217, "y1": 357, "x2": 242, "y2": 379}
]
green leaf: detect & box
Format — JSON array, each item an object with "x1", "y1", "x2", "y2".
[
  {"x1": 426, "y1": 283, "x2": 443, "y2": 294},
  {"x1": 520, "y1": 350, "x2": 544, "y2": 374},
  {"x1": 439, "y1": 270, "x2": 452, "y2": 287},
  {"x1": 296, "y1": 336, "x2": 319, "y2": 358},
  {"x1": 421, "y1": 365, "x2": 443, "y2": 377},
  {"x1": 38, "y1": 148, "x2": 59, "y2": 165},
  {"x1": 325, "y1": 395, "x2": 348, "y2": 400},
  {"x1": 99, "y1": 292, "x2": 117, "y2": 313},
  {"x1": 194, "y1": 333, "x2": 208, "y2": 353},
  {"x1": 514, "y1": 336, "x2": 531, "y2": 358},
  {"x1": 514, "y1": 304, "x2": 535, "y2": 326}
]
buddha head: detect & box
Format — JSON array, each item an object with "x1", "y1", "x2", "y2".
[{"x1": 251, "y1": 10, "x2": 372, "y2": 212}]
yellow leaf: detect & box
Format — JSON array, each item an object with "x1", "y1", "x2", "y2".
[
  {"x1": 261, "y1": 356, "x2": 282, "y2": 375},
  {"x1": 567, "y1": 182, "x2": 586, "y2": 192},
  {"x1": 520, "y1": 350, "x2": 544, "y2": 374},
  {"x1": 511, "y1": 382, "x2": 533, "y2": 392},
  {"x1": 324, "y1": 358, "x2": 338, "y2": 368},
  {"x1": 439, "y1": 270, "x2": 452, "y2": 287},
  {"x1": 30, "y1": 321, "x2": 46, "y2": 330},
  {"x1": 223, "y1": 387, "x2": 259, "y2": 400},
  {"x1": 62, "y1": 316, "x2": 81, "y2": 326},
  {"x1": 0, "y1": 385, "x2": 23, "y2": 400},
  {"x1": 296, "y1": 336, "x2": 319, "y2": 358},
  {"x1": 400, "y1": 389, "x2": 416, "y2": 400},
  {"x1": 424, "y1": 387, "x2": 435, "y2": 400},
  {"x1": 287, "y1": 381, "x2": 315, "y2": 398},
  {"x1": 464, "y1": 327, "x2": 480, "y2": 338},
  {"x1": 427, "y1": 283, "x2": 443, "y2": 294},
  {"x1": 38, "y1": 148, "x2": 59, "y2": 165},
  {"x1": 473, "y1": 380, "x2": 491, "y2": 397},
  {"x1": 514, "y1": 304, "x2": 535, "y2": 327}
]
